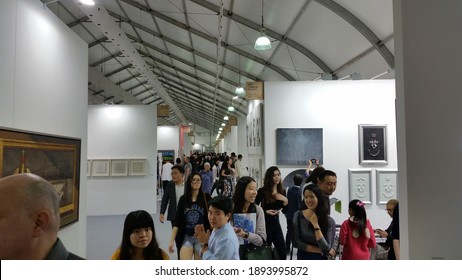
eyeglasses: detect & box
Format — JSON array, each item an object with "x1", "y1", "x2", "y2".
[
  {"x1": 386, "y1": 208, "x2": 393, "y2": 212},
  {"x1": 192, "y1": 178, "x2": 202, "y2": 182}
]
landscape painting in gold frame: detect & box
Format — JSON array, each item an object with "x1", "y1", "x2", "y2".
[{"x1": 0, "y1": 127, "x2": 81, "y2": 228}]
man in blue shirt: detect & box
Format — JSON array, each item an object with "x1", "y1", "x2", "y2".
[
  {"x1": 200, "y1": 162, "x2": 213, "y2": 194},
  {"x1": 195, "y1": 196, "x2": 239, "y2": 260}
]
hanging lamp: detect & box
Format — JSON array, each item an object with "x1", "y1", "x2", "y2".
[
  {"x1": 235, "y1": 54, "x2": 246, "y2": 94},
  {"x1": 254, "y1": 0, "x2": 272, "y2": 50}
]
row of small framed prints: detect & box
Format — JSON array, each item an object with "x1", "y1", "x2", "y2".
[
  {"x1": 349, "y1": 169, "x2": 397, "y2": 205},
  {"x1": 87, "y1": 159, "x2": 147, "y2": 177}
]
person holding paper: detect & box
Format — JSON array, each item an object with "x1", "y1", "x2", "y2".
[{"x1": 232, "y1": 176, "x2": 267, "y2": 259}]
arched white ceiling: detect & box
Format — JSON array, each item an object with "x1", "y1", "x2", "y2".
[{"x1": 44, "y1": 0, "x2": 394, "y2": 134}]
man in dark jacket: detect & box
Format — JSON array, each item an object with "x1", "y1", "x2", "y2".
[
  {"x1": 284, "y1": 174, "x2": 303, "y2": 255},
  {"x1": 159, "y1": 164, "x2": 185, "y2": 259}
]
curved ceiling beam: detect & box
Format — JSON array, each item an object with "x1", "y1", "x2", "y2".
[
  {"x1": 159, "y1": 75, "x2": 246, "y2": 117},
  {"x1": 141, "y1": 52, "x2": 236, "y2": 98},
  {"x1": 86, "y1": 45, "x2": 243, "y2": 105},
  {"x1": 119, "y1": 0, "x2": 294, "y2": 81},
  {"x1": 315, "y1": 0, "x2": 394, "y2": 68},
  {"x1": 126, "y1": 34, "x2": 237, "y2": 87},
  {"x1": 190, "y1": 0, "x2": 333, "y2": 75},
  {"x1": 160, "y1": 76, "x2": 246, "y2": 117},
  {"x1": 103, "y1": 11, "x2": 259, "y2": 82},
  {"x1": 79, "y1": 3, "x2": 187, "y2": 124}
]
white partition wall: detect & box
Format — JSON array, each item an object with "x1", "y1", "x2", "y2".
[
  {"x1": 0, "y1": 0, "x2": 88, "y2": 257},
  {"x1": 394, "y1": 0, "x2": 462, "y2": 259},
  {"x1": 87, "y1": 105, "x2": 157, "y2": 215},
  {"x1": 158, "y1": 126, "x2": 180, "y2": 156},
  {"x1": 264, "y1": 80, "x2": 397, "y2": 229}
]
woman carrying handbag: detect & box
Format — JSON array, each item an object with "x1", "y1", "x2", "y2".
[{"x1": 232, "y1": 176, "x2": 267, "y2": 260}]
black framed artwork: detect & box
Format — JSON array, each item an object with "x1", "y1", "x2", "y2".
[{"x1": 359, "y1": 124, "x2": 387, "y2": 165}]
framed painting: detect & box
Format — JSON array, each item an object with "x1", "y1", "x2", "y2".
[
  {"x1": 348, "y1": 169, "x2": 372, "y2": 204},
  {"x1": 276, "y1": 128, "x2": 323, "y2": 165},
  {"x1": 129, "y1": 159, "x2": 147, "y2": 176},
  {"x1": 91, "y1": 159, "x2": 110, "y2": 176},
  {"x1": 110, "y1": 159, "x2": 128, "y2": 176},
  {"x1": 359, "y1": 124, "x2": 387, "y2": 165},
  {"x1": 376, "y1": 169, "x2": 398, "y2": 204},
  {"x1": 0, "y1": 127, "x2": 81, "y2": 228},
  {"x1": 158, "y1": 150, "x2": 174, "y2": 162}
]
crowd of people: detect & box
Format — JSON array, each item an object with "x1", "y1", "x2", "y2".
[{"x1": 0, "y1": 152, "x2": 399, "y2": 260}]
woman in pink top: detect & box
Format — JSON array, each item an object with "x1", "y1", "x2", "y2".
[{"x1": 339, "y1": 200, "x2": 376, "y2": 260}]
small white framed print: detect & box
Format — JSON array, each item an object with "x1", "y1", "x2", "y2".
[
  {"x1": 87, "y1": 160, "x2": 91, "y2": 176},
  {"x1": 348, "y1": 169, "x2": 372, "y2": 204},
  {"x1": 91, "y1": 159, "x2": 110, "y2": 177},
  {"x1": 129, "y1": 159, "x2": 147, "y2": 176},
  {"x1": 376, "y1": 169, "x2": 398, "y2": 204},
  {"x1": 110, "y1": 159, "x2": 128, "y2": 176}
]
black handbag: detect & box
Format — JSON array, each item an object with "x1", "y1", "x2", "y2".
[{"x1": 246, "y1": 243, "x2": 279, "y2": 260}]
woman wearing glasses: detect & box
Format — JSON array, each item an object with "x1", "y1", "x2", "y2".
[{"x1": 168, "y1": 171, "x2": 211, "y2": 259}]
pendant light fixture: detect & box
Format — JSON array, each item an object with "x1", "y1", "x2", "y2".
[
  {"x1": 254, "y1": 0, "x2": 272, "y2": 51},
  {"x1": 235, "y1": 54, "x2": 246, "y2": 95},
  {"x1": 79, "y1": 0, "x2": 95, "y2": 5}
]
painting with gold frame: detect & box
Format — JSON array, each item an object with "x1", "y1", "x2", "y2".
[{"x1": 0, "y1": 127, "x2": 81, "y2": 228}]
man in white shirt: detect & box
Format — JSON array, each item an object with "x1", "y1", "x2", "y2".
[
  {"x1": 234, "y1": 154, "x2": 248, "y2": 179},
  {"x1": 160, "y1": 160, "x2": 173, "y2": 190},
  {"x1": 212, "y1": 157, "x2": 221, "y2": 182}
]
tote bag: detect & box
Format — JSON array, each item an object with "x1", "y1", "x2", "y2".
[{"x1": 246, "y1": 244, "x2": 279, "y2": 260}]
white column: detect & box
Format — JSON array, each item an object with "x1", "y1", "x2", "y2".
[{"x1": 394, "y1": 0, "x2": 462, "y2": 259}]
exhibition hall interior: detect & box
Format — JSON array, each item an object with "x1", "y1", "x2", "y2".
[{"x1": 1, "y1": 0, "x2": 461, "y2": 260}]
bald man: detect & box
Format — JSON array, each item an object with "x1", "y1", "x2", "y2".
[{"x1": 0, "y1": 173, "x2": 83, "y2": 260}]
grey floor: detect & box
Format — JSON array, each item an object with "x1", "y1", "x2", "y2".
[{"x1": 86, "y1": 198, "x2": 290, "y2": 260}]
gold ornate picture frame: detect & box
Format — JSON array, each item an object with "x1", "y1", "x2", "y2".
[{"x1": 0, "y1": 127, "x2": 81, "y2": 228}]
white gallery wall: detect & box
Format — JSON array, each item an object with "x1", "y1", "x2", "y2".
[
  {"x1": 223, "y1": 126, "x2": 238, "y2": 154},
  {"x1": 265, "y1": 80, "x2": 397, "y2": 229},
  {"x1": 0, "y1": 0, "x2": 88, "y2": 257},
  {"x1": 158, "y1": 126, "x2": 180, "y2": 157},
  {"x1": 87, "y1": 105, "x2": 157, "y2": 216}
]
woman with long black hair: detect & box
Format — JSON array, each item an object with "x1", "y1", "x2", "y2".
[
  {"x1": 255, "y1": 166, "x2": 288, "y2": 260},
  {"x1": 293, "y1": 184, "x2": 336, "y2": 260},
  {"x1": 111, "y1": 210, "x2": 169, "y2": 260},
  {"x1": 232, "y1": 176, "x2": 267, "y2": 259},
  {"x1": 168, "y1": 171, "x2": 211, "y2": 259}
]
